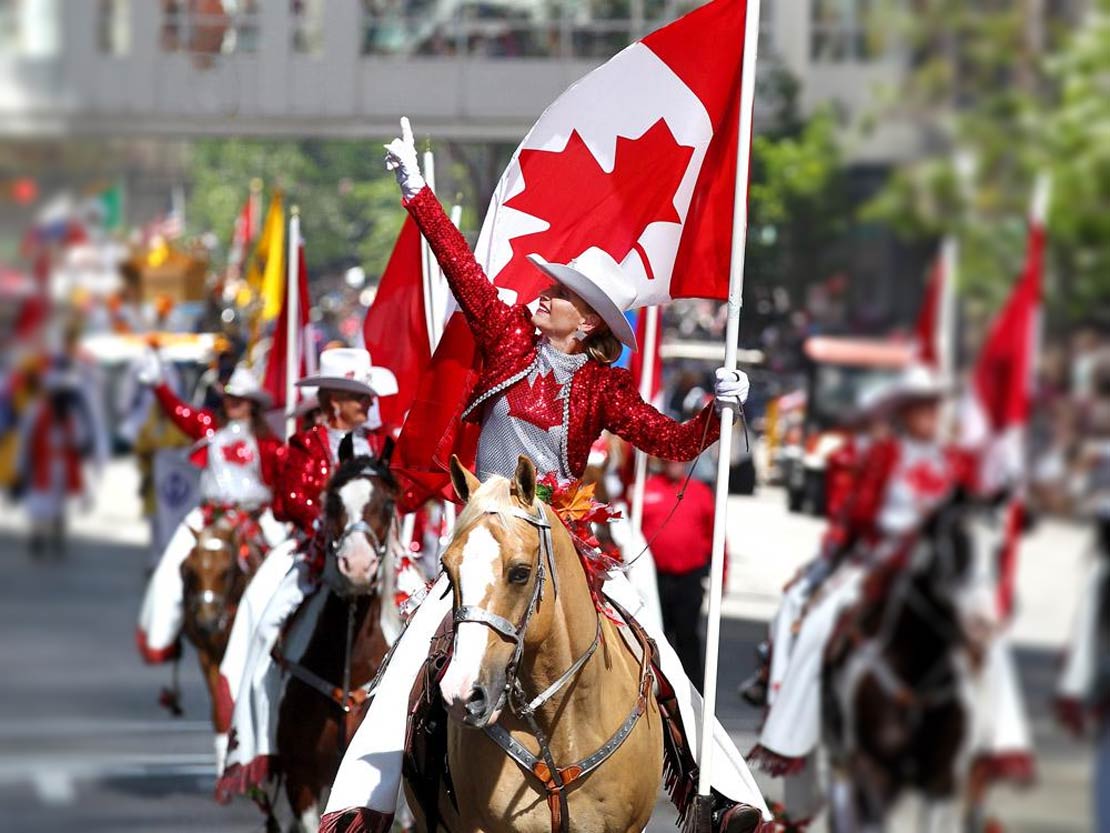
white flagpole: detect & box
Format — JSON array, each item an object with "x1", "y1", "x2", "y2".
[
  {"x1": 630, "y1": 305, "x2": 660, "y2": 533},
  {"x1": 284, "y1": 207, "x2": 301, "y2": 441},
  {"x1": 939, "y1": 236, "x2": 957, "y2": 382},
  {"x1": 697, "y1": 0, "x2": 762, "y2": 799}
]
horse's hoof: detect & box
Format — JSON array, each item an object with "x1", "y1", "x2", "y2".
[{"x1": 715, "y1": 802, "x2": 763, "y2": 833}]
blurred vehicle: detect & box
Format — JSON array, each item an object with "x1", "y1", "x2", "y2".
[
  {"x1": 781, "y1": 336, "x2": 912, "y2": 514},
  {"x1": 81, "y1": 332, "x2": 217, "y2": 453},
  {"x1": 659, "y1": 340, "x2": 765, "y2": 494}
]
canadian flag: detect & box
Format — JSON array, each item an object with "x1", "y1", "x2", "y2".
[
  {"x1": 262, "y1": 237, "x2": 315, "y2": 410},
  {"x1": 474, "y1": 0, "x2": 749, "y2": 305},
  {"x1": 913, "y1": 239, "x2": 955, "y2": 374},
  {"x1": 629, "y1": 307, "x2": 664, "y2": 407},
  {"x1": 959, "y1": 178, "x2": 1049, "y2": 618},
  {"x1": 227, "y1": 196, "x2": 254, "y2": 271},
  {"x1": 362, "y1": 216, "x2": 431, "y2": 430},
  {"x1": 395, "y1": 0, "x2": 753, "y2": 509},
  {"x1": 959, "y1": 221, "x2": 1044, "y2": 492}
]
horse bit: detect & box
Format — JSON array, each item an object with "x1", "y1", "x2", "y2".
[{"x1": 453, "y1": 504, "x2": 653, "y2": 833}]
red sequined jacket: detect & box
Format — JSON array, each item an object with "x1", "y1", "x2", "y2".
[
  {"x1": 404, "y1": 187, "x2": 720, "y2": 480},
  {"x1": 275, "y1": 423, "x2": 390, "y2": 538},
  {"x1": 824, "y1": 434, "x2": 861, "y2": 520},
  {"x1": 821, "y1": 435, "x2": 976, "y2": 557},
  {"x1": 152, "y1": 382, "x2": 284, "y2": 494}
]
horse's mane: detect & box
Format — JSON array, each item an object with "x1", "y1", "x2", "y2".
[
  {"x1": 327, "y1": 453, "x2": 397, "y2": 495},
  {"x1": 454, "y1": 474, "x2": 531, "y2": 535},
  {"x1": 324, "y1": 454, "x2": 398, "y2": 524}
]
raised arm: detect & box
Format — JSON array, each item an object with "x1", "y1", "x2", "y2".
[
  {"x1": 152, "y1": 382, "x2": 217, "y2": 442},
  {"x1": 385, "y1": 118, "x2": 517, "y2": 353},
  {"x1": 602, "y1": 367, "x2": 720, "y2": 461},
  {"x1": 403, "y1": 187, "x2": 518, "y2": 351}
]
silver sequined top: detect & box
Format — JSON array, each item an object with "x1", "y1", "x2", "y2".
[{"x1": 475, "y1": 340, "x2": 588, "y2": 482}]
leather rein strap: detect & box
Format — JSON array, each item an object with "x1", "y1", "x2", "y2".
[{"x1": 454, "y1": 504, "x2": 653, "y2": 833}]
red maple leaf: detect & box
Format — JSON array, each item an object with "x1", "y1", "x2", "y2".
[
  {"x1": 499, "y1": 119, "x2": 695, "y2": 301},
  {"x1": 904, "y1": 461, "x2": 949, "y2": 499},
  {"x1": 221, "y1": 440, "x2": 255, "y2": 466},
  {"x1": 506, "y1": 371, "x2": 564, "y2": 432}
]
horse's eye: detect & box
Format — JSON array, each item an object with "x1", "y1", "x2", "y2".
[{"x1": 508, "y1": 565, "x2": 531, "y2": 585}]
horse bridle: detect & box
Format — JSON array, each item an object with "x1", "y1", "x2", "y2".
[
  {"x1": 451, "y1": 503, "x2": 649, "y2": 833},
  {"x1": 277, "y1": 464, "x2": 396, "y2": 734},
  {"x1": 187, "y1": 537, "x2": 249, "y2": 630},
  {"x1": 325, "y1": 461, "x2": 397, "y2": 595}
]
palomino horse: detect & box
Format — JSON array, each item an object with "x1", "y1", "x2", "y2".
[
  {"x1": 405, "y1": 455, "x2": 663, "y2": 833},
  {"x1": 180, "y1": 509, "x2": 268, "y2": 733},
  {"x1": 277, "y1": 452, "x2": 402, "y2": 832},
  {"x1": 822, "y1": 494, "x2": 978, "y2": 833}
]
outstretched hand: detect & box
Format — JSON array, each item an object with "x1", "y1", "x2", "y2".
[{"x1": 384, "y1": 117, "x2": 425, "y2": 199}]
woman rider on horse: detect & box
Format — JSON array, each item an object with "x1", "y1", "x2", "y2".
[
  {"x1": 319, "y1": 120, "x2": 768, "y2": 833},
  {"x1": 216, "y1": 347, "x2": 406, "y2": 800},
  {"x1": 748, "y1": 366, "x2": 983, "y2": 811},
  {"x1": 134, "y1": 358, "x2": 288, "y2": 767},
  {"x1": 136, "y1": 359, "x2": 287, "y2": 665}
]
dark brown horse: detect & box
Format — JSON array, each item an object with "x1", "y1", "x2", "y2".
[
  {"x1": 276, "y1": 453, "x2": 401, "y2": 832},
  {"x1": 180, "y1": 509, "x2": 267, "y2": 734},
  {"x1": 822, "y1": 495, "x2": 978, "y2": 833}
]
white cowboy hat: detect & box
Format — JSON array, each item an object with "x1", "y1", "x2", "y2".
[
  {"x1": 223, "y1": 365, "x2": 273, "y2": 408},
  {"x1": 295, "y1": 348, "x2": 398, "y2": 398},
  {"x1": 885, "y1": 363, "x2": 952, "y2": 407},
  {"x1": 527, "y1": 248, "x2": 639, "y2": 351}
]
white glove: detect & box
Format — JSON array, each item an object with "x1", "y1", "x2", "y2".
[
  {"x1": 383, "y1": 117, "x2": 426, "y2": 200},
  {"x1": 714, "y1": 367, "x2": 750, "y2": 411},
  {"x1": 136, "y1": 347, "x2": 164, "y2": 386}
]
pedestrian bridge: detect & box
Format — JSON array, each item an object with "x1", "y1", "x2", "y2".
[
  {"x1": 0, "y1": 2, "x2": 691, "y2": 141},
  {"x1": 0, "y1": 2, "x2": 902, "y2": 154}
]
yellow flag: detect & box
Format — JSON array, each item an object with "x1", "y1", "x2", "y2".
[{"x1": 244, "y1": 190, "x2": 286, "y2": 321}]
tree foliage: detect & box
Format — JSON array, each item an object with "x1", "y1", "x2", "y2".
[{"x1": 863, "y1": 0, "x2": 1110, "y2": 320}]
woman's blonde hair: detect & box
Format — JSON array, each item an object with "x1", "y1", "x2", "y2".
[{"x1": 585, "y1": 328, "x2": 623, "y2": 365}]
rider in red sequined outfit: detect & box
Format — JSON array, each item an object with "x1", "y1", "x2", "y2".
[{"x1": 319, "y1": 120, "x2": 766, "y2": 833}]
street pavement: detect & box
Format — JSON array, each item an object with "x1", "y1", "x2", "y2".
[{"x1": 0, "y1": 460, "x2": 1094, "y2": 832}]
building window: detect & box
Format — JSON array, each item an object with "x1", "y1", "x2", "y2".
[
  {"x1": 811, "y1": 0, "x2": 882, "y2": 62},
  {"x1": 291, "y1": 0, "x2": 325, "y2": 54},
  {"x1": 0, "y1": 0, "x2": 60, "y2": 57},
  {"x1": 98, "y1": 0, "x2": 130, "y2": 55}
]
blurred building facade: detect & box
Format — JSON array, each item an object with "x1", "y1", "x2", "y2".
[{"x1": 0, "y1": 0, "x2": 952, "y2": 159}]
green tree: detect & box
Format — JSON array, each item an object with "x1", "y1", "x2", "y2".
[
  {"x1": 187, "y1": 138, "x2": 407, "y2": 280},
  {"x1": 862, "y1": 1, "x2": 1110, "y2": 319}
]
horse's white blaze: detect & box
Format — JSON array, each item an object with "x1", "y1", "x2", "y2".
[
  {"x1": 336, "y1": 479, "x2": 379, "y2": 585},
  {"x1": 440, "y1": 525, "x2": 500, "y2": 706}
]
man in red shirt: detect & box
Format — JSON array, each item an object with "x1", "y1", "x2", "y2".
[{"x1": 641, "y1": 458, "x2": 718, "y2": 687}]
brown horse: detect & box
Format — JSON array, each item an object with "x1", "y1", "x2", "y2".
[
  {"x1": 277, "y1": 454, "x2": 400, "y2": 832},
  {"x1": 404, "y1": 455, "x2": 663, "y2": 833},
  {"x1": 821, "y1": 494, "x2": 978, "y2": 833},
  {"x1": 180, "y1": 510, "x2": 267, "y2": 734}
]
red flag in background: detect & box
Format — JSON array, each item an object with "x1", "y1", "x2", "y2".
[
  {"x1": 970, "y1": 225, "x2": 1044, "y2": 436},
  {"x1": 362, "y1": 216, "x2": 431, "y2": 430},
  {"x1": 262, "y1": 239, "x2": 313, "y2": 410},
  {"x1": 914, "y1": 255, "x2": 944, "y2": 368},
  {"x1": 959, "y1": 213, "x2": 1045, "y2": 619},
  {"x1": 395, "y1": 0, "x2": 753, "y2": 508},
  {"x1": 629, "y1": 308, "x2": 663, "y2": 407},
  {"x1": 228, "y1": 197, "x2": 255, "y2": 271}
]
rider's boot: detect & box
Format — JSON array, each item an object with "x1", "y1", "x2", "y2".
[{"x1": 737, "y1": 642, "x2": 770, "y2": 707}]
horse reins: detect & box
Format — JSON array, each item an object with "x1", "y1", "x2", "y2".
[
  {"x1": 455, "y1": 504, "x2": 654, "y2": 833},
  {"x1": 275, "y1": 462, "x2": 396, "y2": 726}
]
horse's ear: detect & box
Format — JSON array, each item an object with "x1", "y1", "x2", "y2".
[
  {"x1": 449, "y1": 455, "x2": 481, "y2": 503},
  {"x1": 379, "y1": 436, "x2": 395, "y2": 468},
  {"x1": 338, "y1": 431, "x2": 355, "y2": 463},
  {"x1": 512, "y1": 455, "x2": 537, "y2": 505}
]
